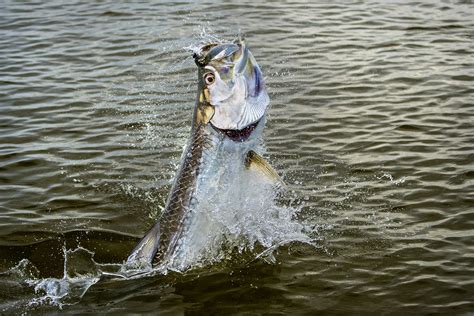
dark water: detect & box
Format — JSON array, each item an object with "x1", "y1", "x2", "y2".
[{"x1": 1, "y1": 0, "x2": 473, "y2": 314}]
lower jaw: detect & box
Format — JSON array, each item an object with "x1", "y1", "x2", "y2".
[{"x1": 211, "y1": 119, "x2": 261, "y2": 142}]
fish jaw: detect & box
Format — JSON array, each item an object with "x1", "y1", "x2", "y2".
[{"x1": 211, "y1": 117, "x2": 264, "y2": 143}]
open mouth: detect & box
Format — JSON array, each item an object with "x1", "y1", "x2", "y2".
[{"x1": 211, "y1": 119, "x2": 261, "y2": 142}]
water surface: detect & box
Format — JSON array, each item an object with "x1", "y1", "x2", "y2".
[{"x1": 1, "y1": 0, "x2": 473, "y2": 314}]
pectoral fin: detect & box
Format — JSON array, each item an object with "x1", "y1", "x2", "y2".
[
  {"x1": 126, "y1": 222, "x2": 160, "y2": 265},
  {"x1": 245, "y1": 150, "x2": 285, "y2": 187}
]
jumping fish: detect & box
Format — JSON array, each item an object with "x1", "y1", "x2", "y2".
[{"x1": 126, "y1": 38, "x2": 283, "y2": 270}]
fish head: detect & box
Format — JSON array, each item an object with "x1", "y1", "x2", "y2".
[{"x1": 193, "y1": 38, "x2": 269, "y2": 132}]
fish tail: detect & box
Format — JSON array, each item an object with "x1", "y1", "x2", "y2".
[{"x1": 126, "y1": 222, "x2": 160, "y2": 265}]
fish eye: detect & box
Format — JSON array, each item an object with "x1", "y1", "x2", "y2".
[{"x1": 204, "y1": 73, "x2": 215, "y2": 85}]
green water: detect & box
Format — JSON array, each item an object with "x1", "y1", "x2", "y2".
[{"x1": 0, "y1": 1, "x2": 473, "y2": 314}]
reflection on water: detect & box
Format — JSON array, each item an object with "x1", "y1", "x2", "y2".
[{"x1": 1, "y1": 0, "x2": 473, "y2": 314}]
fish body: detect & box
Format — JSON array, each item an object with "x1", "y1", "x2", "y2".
[{"x1": 127, "y1": 39, "x2": 279, "y2": 270}]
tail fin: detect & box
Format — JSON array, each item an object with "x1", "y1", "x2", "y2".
[{"x1": 126, "y1": 222, "x2": 160, "y2": 265}]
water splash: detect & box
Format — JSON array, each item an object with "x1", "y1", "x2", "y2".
[
  {"x1": 183, "y1": 27, "x2": 226, "y2": 57},
  {"x1": 6, "y1": 30, "x2": 321, "y2": 308},
  {"x1": 0, "y1": 170, "x2": 317, "y2": 310},
  {"x1": 148, "y1": 145, "x2": 314, "y2": 273},
  {"x1": 24, "y1": 246, "x2": 100, "y2": 309},
  {"x1": 377, "y1": 172, "x2": 407, "y2": 185}
]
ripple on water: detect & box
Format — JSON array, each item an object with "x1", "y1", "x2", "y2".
[{"x1": 1, "y1": 0, "x2": 474, "y2": 314}]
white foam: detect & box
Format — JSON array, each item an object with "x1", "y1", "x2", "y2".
[{"x1": 25, "y1": 246, "x2": 101, "y2": 308}]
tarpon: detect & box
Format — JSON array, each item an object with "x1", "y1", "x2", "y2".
[{"x1": 126, "y1": 38, "x2": 282, "y2": 270}]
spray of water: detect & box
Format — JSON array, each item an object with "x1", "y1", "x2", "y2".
[
  {"x1": 1, "y1": 31, "x2": 319, "y2": 309},
  {"x1": 153, "y1": 148, "x2": 313, "y2": 273},
  {"x1": 1, "y1": 162, "x2": 314, "y2": 309}
]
